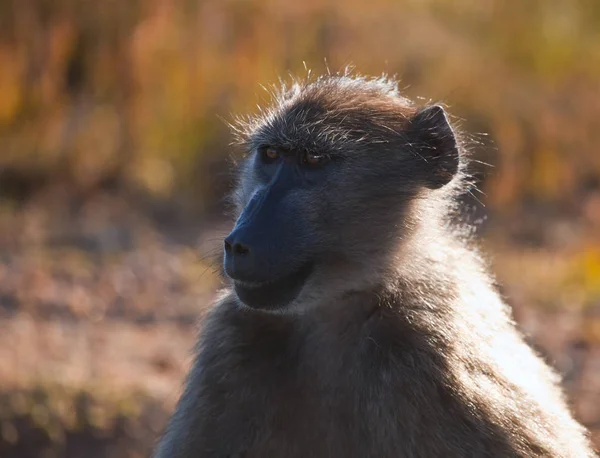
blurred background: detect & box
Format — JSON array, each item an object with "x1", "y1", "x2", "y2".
[{"x1": 0, "y1": 0, "x2": 599, "y2": 456}]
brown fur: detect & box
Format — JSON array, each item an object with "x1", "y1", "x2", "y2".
[{"x1": 154, "y1": 74, "x2": 596, "y2": 457}]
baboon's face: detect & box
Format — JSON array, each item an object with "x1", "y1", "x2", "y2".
[{"x1": 224, "y1": 79, "x2": 459, "y2": 309}]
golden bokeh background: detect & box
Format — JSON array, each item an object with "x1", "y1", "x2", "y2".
[{"x1": 0, "y1": 1, "x2": 599, "y2": 456}]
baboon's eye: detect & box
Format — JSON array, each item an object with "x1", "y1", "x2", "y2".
[
  {"x1": 261, "y1": 147, "x2": 280, "y2": 164},
  {"x1": 302, "y1": 151, "x2": 329, "y2": 167}
]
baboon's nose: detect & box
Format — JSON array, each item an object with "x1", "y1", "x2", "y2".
[{"x1": 223, "y1": 234, "x2": 254, "y2": 281}]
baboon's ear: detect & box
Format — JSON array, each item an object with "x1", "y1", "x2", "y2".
[{"x1": 407, "y1": 105, "x2": 459, "y2": 189}]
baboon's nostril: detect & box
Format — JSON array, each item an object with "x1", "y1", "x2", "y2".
[
  {"x1": 224, "y1": 237, "x2": 249, "y2": 256},
  {"x1": 232, "y1": 242, "x2": 249, "y2": 256}
]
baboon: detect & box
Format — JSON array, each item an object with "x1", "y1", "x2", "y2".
[{"x1": 154, "y1": 74, "x2": 595, "y2": 457}]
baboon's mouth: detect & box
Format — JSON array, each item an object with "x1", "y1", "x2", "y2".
[{"x1": 233, "y1": 262, "x2": 313, "y2": 310}]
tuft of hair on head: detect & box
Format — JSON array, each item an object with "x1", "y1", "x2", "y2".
[{"x1": 231, "y1": 71, "x2": 412, "y2": 146}]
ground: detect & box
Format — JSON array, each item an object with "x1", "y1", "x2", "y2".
[{"x1": 0, "y1": 191, "x2": 598, "y2": 457}]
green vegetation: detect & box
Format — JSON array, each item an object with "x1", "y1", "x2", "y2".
[
  {"x1": 0, "y1": 385, "x2": 167, "y2": 458},
  {"x1": 1, "y1": 0, "x2": 599, "y2": 210}
]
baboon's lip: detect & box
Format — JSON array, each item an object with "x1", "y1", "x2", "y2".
[{"x1": 233, "y1": 262, "x2": 313, "y2": 310}]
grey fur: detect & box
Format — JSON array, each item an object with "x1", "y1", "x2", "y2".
[{"x1": 154, "y1": 74, "x2": 596, "y2": 457}]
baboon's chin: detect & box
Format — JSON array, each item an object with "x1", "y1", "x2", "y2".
[{"x1": 233, "y1": 262, "x2": 314, "y2": 310}]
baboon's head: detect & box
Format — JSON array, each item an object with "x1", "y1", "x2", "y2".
[{"x1": 224, "y1": 75, "x2": 462, "y2": 310}]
